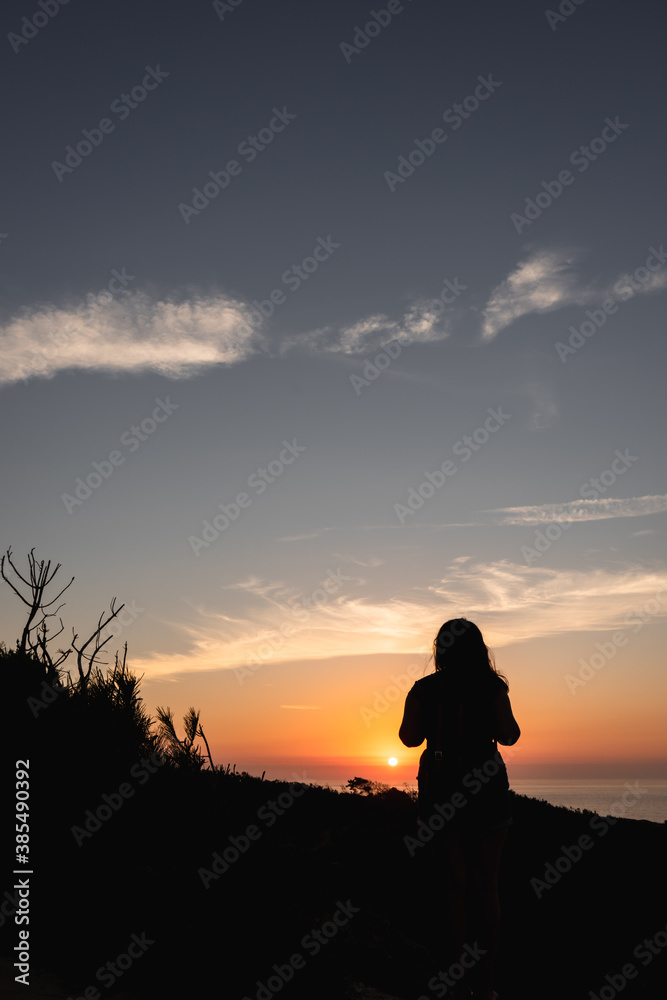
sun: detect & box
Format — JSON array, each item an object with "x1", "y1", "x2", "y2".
[{"x1": 388, "y1": 757, "x2": 398, "y2": 767}]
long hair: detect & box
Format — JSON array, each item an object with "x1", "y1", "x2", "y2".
[{"x1": 432, "y1": 618, "x2": 508, "y2": 695}]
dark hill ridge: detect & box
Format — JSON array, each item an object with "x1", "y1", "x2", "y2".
[{"x1": 5, "y1": 764, "x2": 665, "y2": 1000}]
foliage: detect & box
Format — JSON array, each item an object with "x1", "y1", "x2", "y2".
[
  {"x1": 153, "y1": 704, "x2": 214, "y2": 770},
  {"x1": 346, "y1": 776, "x2": 392, "y2": 795},
  {"x1": 3, "y1": 547, "x2": 212, "y2": 771}
]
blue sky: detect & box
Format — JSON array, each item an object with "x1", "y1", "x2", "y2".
[{"x1": 1, "y1": 0, "x2": 666, "y2": 775}]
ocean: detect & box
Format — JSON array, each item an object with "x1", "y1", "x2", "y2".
[
  {"x1": 286, "y1": 775, "x2": 667, "y2": 824},
  {"x1": 509, "y1": 777, "x2": 667, "y2": 824}
]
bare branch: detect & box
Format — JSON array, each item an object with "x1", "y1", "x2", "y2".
[
  {"x1": 0, "y1": 561, "x2": 34, "y2": 608},
  {"x1": 71, "y1": 599, "x2": 125, "y2": 690},
  {"x1": 41, "y1": 577, "x2": 75, "y2": 609},
  {"x1": 1, "y1": 548, "x2": 74, "y2": 654},
  {"x1": 2, "y1": 548, "x2": 34, "y2": 589}
]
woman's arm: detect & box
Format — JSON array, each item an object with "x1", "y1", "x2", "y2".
[
  {"x1": 493, "y1": 689, "x2": 521, "y2": 745},
  {"x1": 399, "y1": 688, "x2": 425, "y2": 747}
]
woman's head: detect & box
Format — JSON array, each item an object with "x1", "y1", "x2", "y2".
[{"x1": 433, "y1": 618, "x2": 507, "y2": 691}]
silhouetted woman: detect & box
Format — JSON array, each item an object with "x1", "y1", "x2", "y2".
[{"x1": 399, "y1": 618, "x2": 520, "y2": 1000}]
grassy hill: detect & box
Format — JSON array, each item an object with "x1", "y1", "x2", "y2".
[{"x1": 6, "y1": 759, "x2": 666, "y2": 1000}]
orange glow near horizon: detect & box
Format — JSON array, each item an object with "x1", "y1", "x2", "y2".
[{"x1": 139, "y1": 629, "x2": 667, "y2": 782}]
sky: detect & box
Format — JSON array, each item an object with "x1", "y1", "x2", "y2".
[{"x1": 1, "y1": 0, "x2": 666, "y2": 785}]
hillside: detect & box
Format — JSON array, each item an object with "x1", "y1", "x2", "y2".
[{"x1": 3, "y1": 760, "x2": 665, "y2": 1000}]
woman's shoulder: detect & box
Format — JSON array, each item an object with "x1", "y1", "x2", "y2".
[
  {"x1": 413, "y1": 672, "x2": 438, "y2": 686},
  {"x1": 411, "y1": 670, "x2": 507, "y2": 698},
  {"x1": 410, "y1": 670, "x2": 507, "y2": 695},
  {"x1": 410, "y1": 672, "x2": 443, "y2": 698}
]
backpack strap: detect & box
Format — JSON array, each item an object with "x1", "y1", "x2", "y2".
[{"x1": 433, "y1": 699, "x2": 443, "y2": 761}]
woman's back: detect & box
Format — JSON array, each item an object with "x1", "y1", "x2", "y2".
[{"x1": 411, "y1": 670, "x2": 504, "y2": 766}]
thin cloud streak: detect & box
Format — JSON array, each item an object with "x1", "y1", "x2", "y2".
[
  {"x1": 303, "y1": 493, "x2": 667, "y2": 532},
  {"x1": 280, "y1": 705, "x2": 321, "y2": 710},
  {"x1": 281, "y1": 303, "x2": 452, "y2": 357},
  {"x1": 277, "y1": 528, "x2": 336, "y2": 542},
  {"x1": 482, "y1": 495, "x2": 667, "y2": 525}
]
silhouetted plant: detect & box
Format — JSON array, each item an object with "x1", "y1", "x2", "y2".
[
  {"x1": 154, "y1": 705, "x2": 214, "y2": 770},
  {"x1": 70, "y1": 597, "x2": 127, "y2": 692},
  {"x1": 346, "y1": 776, "x2": 393, "y2": 795},
  {"x1": 1, "y1": 546, "x2": 73, "y2": 679},
  {"x1": 3, "y1": 548, "x2": 161, "y2": 766},
  {"x1": 69, "y1": 643, "x2": 156, "y2": 761},
  {"x1": 1, "y1": 546, "x2": 127, "y2": 692}
]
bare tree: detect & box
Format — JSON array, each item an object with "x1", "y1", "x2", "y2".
[
  {"x1": 1, "y1": 547, "x2": 74, "y2": 681},
  {"x1": 2, "y1": 547, "x2": 126, "y2": 693}
]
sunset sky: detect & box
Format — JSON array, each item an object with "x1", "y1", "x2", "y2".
[{"x1": 1, "y1": 0, "x2": 666, "y2": 785}]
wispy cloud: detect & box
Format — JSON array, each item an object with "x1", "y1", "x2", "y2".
[
  {"x1": 281, "y1": 303, "x2": 453, "y2": 357},
  {"x1": 482, "y1": 495, "x2": 667, "y2": 525},
  {"x1": 481, "y1": 248, "x2": 592, "y2": 341},
  {"x1": 481, "y1": 247, "x2": 667, "y2": 341},
  {"x1": 277, "y1": 527, "x2": 336, "y2": 542},
  {"x1": 1, "y1": 286, "x2": 452, "y2": 387},
  {"x1": 280, "y1": 705, "x2": 321, "y2": 710},
  {"x1": 134, "y1": 578, "x2": 436, "y2": 679},
  {"x1": 426, "y1": 560, "x2": 667, "y2": 649},
  {"x1": 348, "y1": 494, "x2": 667, "y2": 531},
  {"x1": 131, "y1": 559, "x2": 667, "y2": 679},
  {"x1": 0, "y1": 290, "x2": 261, "y2": 385},
  {"x1": 6, "y1": 247, "x2": 666, "y2": 386}
]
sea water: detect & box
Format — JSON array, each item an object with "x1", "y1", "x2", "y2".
[
  {"x1": 297, "y1": 775, "x2": 667, "y2": 824},
  {"x1": 509, "y1": 777, "x2": 667, "y2": 824}
]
